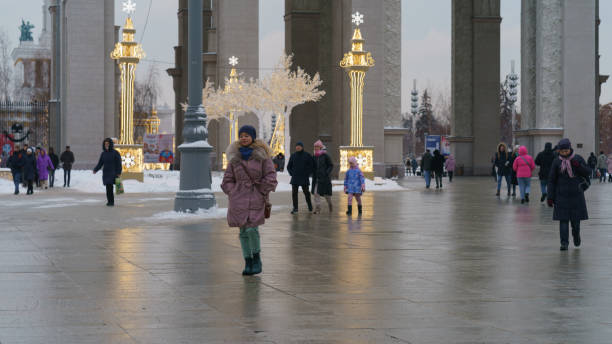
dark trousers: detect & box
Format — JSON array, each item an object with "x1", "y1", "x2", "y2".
[
  {"x1": 106, "y1": 184, "x2": 114, "y2": 205},
  {"x1": 559, "y1": 220, "x2": 580, "y2": 246},
  {"x1": 292, "y1": 184, "x2": 312, "y2": 211},
  {"x1": 448, "y1": 171, "x2": 453, "y2": 183},
  {"x1": 27, "y1": 180, "x2": 33, "y2": 194},
  {"x1": 49, "y1": 170, "x2": 55, "y2": 187},
  {"x1": 599, "y1": 168, "x2": 607, "y2": 182},
  {"x1": 434, "y1": 171, "x2": 443, "y2": 187},
  {"x1": 63, "y1": 169, "x2": 71, "y2": 186}
]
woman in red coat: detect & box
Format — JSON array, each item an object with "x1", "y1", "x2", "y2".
[{"x1": 221, "y1": 126, "x2": 277, "y2": 276}]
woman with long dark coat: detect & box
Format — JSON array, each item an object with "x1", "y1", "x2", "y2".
[
  {"x1": 93, "y1": 138, "x2": 122, "y2": 206},
  {"x1": 23, "y1": 148, "x2": 36, "y2": 195},
  {"x1": 547, "y1": 138, "x2": 591, "y2": 251},
  {"x1": 311, "y1": 140, "x2": 334, "y2": 214}
]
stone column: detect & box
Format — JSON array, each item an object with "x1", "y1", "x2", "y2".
[
  {"x1": 48, "y1": 0, "x2": 61, "y2": 151},
  {"x1": 520, "y1": 0, "x2": 536, "y2": 140}
]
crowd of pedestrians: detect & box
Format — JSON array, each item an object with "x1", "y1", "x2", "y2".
[{"x1": 6, "y1": 144, "x2": 75, "y2": 195}]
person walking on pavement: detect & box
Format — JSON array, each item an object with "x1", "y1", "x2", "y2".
[
  {"x1": 344, "y1": 156, "x2": 365, "y2": 216},
  {"x1": 445, "y1": 154, "x2": 456, "y2": 183},
  {"x1": 287, "y1": 141, "x2": 314, "y2": 214},
  {"x1": 411, "y1": 157, "x2": 418, "y2": 176},
  {"x1": 587, "y1": 152, "x2": 597, "y2": 179},
  {"x1": 7, "y1": 146, "x2": 24, "y2": 195},
  {"x1": 48, "y1": 147, "x2": 59, "y2": 188},
  {"x1": 20, "y1": 144, "x2": 28, "y2": 187},
  {"x1": 494, "y1": 143, "x2": 512, "y2": 196},
  {"x1": 93, "y1": 138, "x2": 122, "y2": 206},
  {"x1": 547, "y1": 139, "x2": 591, "y2": 251},
  {"x1": 432, "y1": 149, "x2": 445, "y2": 189},
  {"x1": 221, "y1": 125, "x2": 277, "y2": 276},
  {"x1": 34, "y1": 147, "x2": 41, "y2": 188},
  {"x1": 311, "y1": 140, "x2": 333, "y2": 214},
  {"x1": 513, "y1": 146, "x2": 536, "y2": 204},
  {"x1": 421, "y1": 150, "x2": 433, "y2": 188},
  {"x1": 36, "y1": 148, "x2": 54, "y2": 190},
  {"x1": 597, "y1": 151, "x2": 608, "y2": 183},
  {"x1": 60, "y1": 146, "x2": 75, "y2": 187},
  {"x1": 23, "y1": 148, "x2": 36, "y2": 195},
  {"x1": 535, "y1": 142, "x2": 555, "y2": 202},
  {"x1": 607, "y1": 155, "x2": 612, "y2": 183},
  {"x1": 405, "y1": 158, "x2": 411, "y2": 176}
]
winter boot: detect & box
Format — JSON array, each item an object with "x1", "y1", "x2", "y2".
[
  {"x1": 560, "y1": 245, "x2": 568, "y2": 251},
  {"x1": 358, "y1": 205, "x2": 363, "y2": 215},
  {"x1": 242, "y1": 258, "x2": 254, "y2": 276},
  {"x1": 346, "y1": 205, "x2": 352, "y2": 215},
  {"x1": 496, "y1": 190, "x2": 500, "y2": 196},
  {"x1": 328, "y1": 202, "x2": 333, "y2": 213},
  {"x1": 291, "y1": 209, "x2": 298, "y2": 214},
  {"x1": 540, "y1": 193, "x2": 547, "y2": 202},
  {"x1": 252, "y1": 253, "x2": 262, "y2": 275},
  {"x1": 525, "y1": 193, "x2": 530, "y2": 203}
]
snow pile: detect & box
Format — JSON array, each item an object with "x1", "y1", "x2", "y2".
[
  {"x1": 1, "y1": 169, "x2": 406, "y2": 195},
  {"x1": 145, "y1": 207, "x2": 228, "y2": 222}
]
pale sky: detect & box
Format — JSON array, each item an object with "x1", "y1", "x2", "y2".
[{"x1": 1, "y1": 0, "x2": 611, "y2": 113}]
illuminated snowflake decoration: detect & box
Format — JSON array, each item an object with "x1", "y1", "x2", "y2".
[
  {"x1": 355, "y1": 154, "x2": 368, "y2": 167},
  {"x1": 122, "y1": 0, "x2": 137, "y2": 16},
  {"x1": 228, "y1": 56, "x2": 239, "y2": 67},
  {"x1": 352, "y1": 12, "x2": 364, "y2": 26},
  {"x1": 122, "y1": 152, "x2": 136, "y2": 168}
]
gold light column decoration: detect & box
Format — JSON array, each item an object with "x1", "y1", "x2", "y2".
[
  {"x1": 269, "y1": 113, "x2": 285, "y2": 156},
  {"x1": 222, "y1": 56, "x2": 241, "y2": 170},
  {"x1": 339, "y1": 12, "x2": 375, "y2": 179},
  {"x1": 111, "y1": 0, "x2": 146, "y2": 182}
]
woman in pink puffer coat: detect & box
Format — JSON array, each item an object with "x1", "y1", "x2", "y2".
[
  {"x1": 512, "y1": 146, "x2": 536, "y2": 204},
  {"x1": 221, "y1": 125, "x2": 277, "y2": 276}
]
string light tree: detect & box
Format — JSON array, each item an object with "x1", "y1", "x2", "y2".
[
  {"x1": 339, "y1": 12, "x2": 375, "y2": 180},
  {"x1": 111, "y1": 0, "x2": 146, "y2": 182},
  {"x1": 222, "y1": 56, "x2": 242, "y2": 169}
]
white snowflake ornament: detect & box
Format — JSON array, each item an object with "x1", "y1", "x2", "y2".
[
  {"x1": 122, "y1": 153, "x2": 136, "y2": 168},
  {"x1": 122, "y1": 0, "x2": 136, "y2": 16},
  {"x1": 229, "y1": 56, "x2": 239, "y2": 67},
  {"x1": 352, "y1": 12, "x2": 364, "y2": 26}
]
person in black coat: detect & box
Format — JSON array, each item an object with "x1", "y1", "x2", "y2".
[
  {"x1": 432, "y1": 149, "x2": 445, "y2": 189},
  {"x1": 547, "y1": 138, "x2": 591, "y2": 251},
  {"x1": 535, "y1": 142, "x2": 555, "y2": 202},
  {"x1": 93, "y1": 138, "x2": 122, "y2": 206},
  {"x1": 48, "y1": 147, "x2": 59, "y2": 188},
  {"x1": 287, "y1": 141, "x2": 314, "y2": 214},
  {"x1": 311, "y1": 140, "x2": 334, "y2": 214},
  {"x1": 587, "y1": 152, "x2": 597, "y2": 179},
  {"x1": 7, "y1": 147, "x2": 25, "y2": 195},
  {"x1": 60, "y1": 146, "x2": 75, "y2": 187},
  {"x1": 22, "y1": 148, "x2": 36, "y2": 195},
  {"x1": 494, "y1": 143, "x2": 513, "y2": 196}
]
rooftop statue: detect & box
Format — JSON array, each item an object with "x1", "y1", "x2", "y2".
[{"x1": 19, "y1": 19, "x2": 34, "y2": 42}]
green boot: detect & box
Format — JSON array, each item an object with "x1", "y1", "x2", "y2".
[
  {"x1": 242, "y1": 258, "x2": 254, "y2": 276},
  {"x1": 252, "y1": 252, "x2": 262, "y2": 275}
]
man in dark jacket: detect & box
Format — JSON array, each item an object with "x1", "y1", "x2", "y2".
[
  {"x1": 7, "y1": 146, "x2": 24, "y2": 195},
  {"x1": 48, "y1": 147, "x2": 59, "y2": 188},
  {"x1": 287, "y1": 141, "x2": 314, "y2": 214},
  {"x1": 587, "y1": 152, "x2": 597, "y2": 179},
  {"x1": 535, "y1": 142, "x2": 556, "y2": 202},
  {"x1": 93, "y1": 138, "x2": 122, "y2": 206},
  {"x1": 60, "y1": 146, "x2": 75, "y2": 187},
  {"x1": 432, "y1": 150, "x2": 445, "y2": 189},
  {"x1": 420, "y1": 150, "x2": 433, "y2": 188}
]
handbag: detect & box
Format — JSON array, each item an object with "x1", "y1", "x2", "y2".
[
  {"x1": 115, "y1": 177, "x2": 124, "y2": 195},
  {"x1": 239, "y1": 162, "x2": 272, "y2": 219}
]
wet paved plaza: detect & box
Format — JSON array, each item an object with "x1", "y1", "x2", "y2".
[{"x1": 1, "y1": 176, "x2": 612, "y2": 343}]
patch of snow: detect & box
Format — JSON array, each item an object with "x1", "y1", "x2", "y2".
[{"x1": 178, "y1": 140, "x2": 212, "y2": 149}]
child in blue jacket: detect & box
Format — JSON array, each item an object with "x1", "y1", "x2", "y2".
[{"x1": 344, "y1": 157, "x2": 366, "y2": 215}]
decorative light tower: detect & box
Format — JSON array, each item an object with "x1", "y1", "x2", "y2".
[
  {"x1": 221, "y1": 56, "x2": 240, "y2": 170},
  {"x1": 339, "y1": 12, "x2": 375, "y2": 179},
  {"x1": 507, "y1": 60, "x2": 519, "y2": 146},
  {"x1": 410, "y1": 79, "x2": 419, "y2": 155},
  {"x1": 174, "y1": 0, "x2": 216, "y2": 212},
  {"x1": 111, "y1": 0, "x2": 145, "y2": 182}
]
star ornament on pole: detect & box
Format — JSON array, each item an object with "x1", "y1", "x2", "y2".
[
  {"x1": 122, "y1": 0, "x2": 137, "y2": 16},
  {"x1": 352, "y1": 12, "x2": 364, "y2": 26},
  {"x1": 229, "y1": 56, "x2": 239, "y2": 67}
]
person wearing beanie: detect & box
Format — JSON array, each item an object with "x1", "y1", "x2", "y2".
[
  {"x1": 547, "y1": 138, "x2": 591, "y2": 251},
  {"x1": 597, "y1": 150, "x2": 608, "y2": 183},
  {"x1": 587, "y1": 152, "x2": 598, "y2": 179},
  {"x1": 287, "y1": 140, "x2": 314, "y2": 214},
  {"x1": 512, "y1": 146, "x2": 535, "y2": 204},
  {"x1": 344, "y1": 156, "x2": 366, "y2": 215},
  {"x1": 535, "y1": 142, "x2": 555, "y2": 202},
  {"x1": 222, "y1": 125, "x2": 278, "y2": 276},
  {"x1": 311, "y1": 140, "x2": 334, "y2": 214}
]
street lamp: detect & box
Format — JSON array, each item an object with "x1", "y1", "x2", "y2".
[{"x1": 174, "y1": 0, "x2": 216, "y2": 212}]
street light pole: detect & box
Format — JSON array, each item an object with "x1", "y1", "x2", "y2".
[{"x1": 174, "y1": 0, "x2": 216, "y2": 212}]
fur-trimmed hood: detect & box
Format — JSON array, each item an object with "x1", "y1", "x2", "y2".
[{"x1": 226, "y1": 139, "x2": 273, "y2": 164}]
